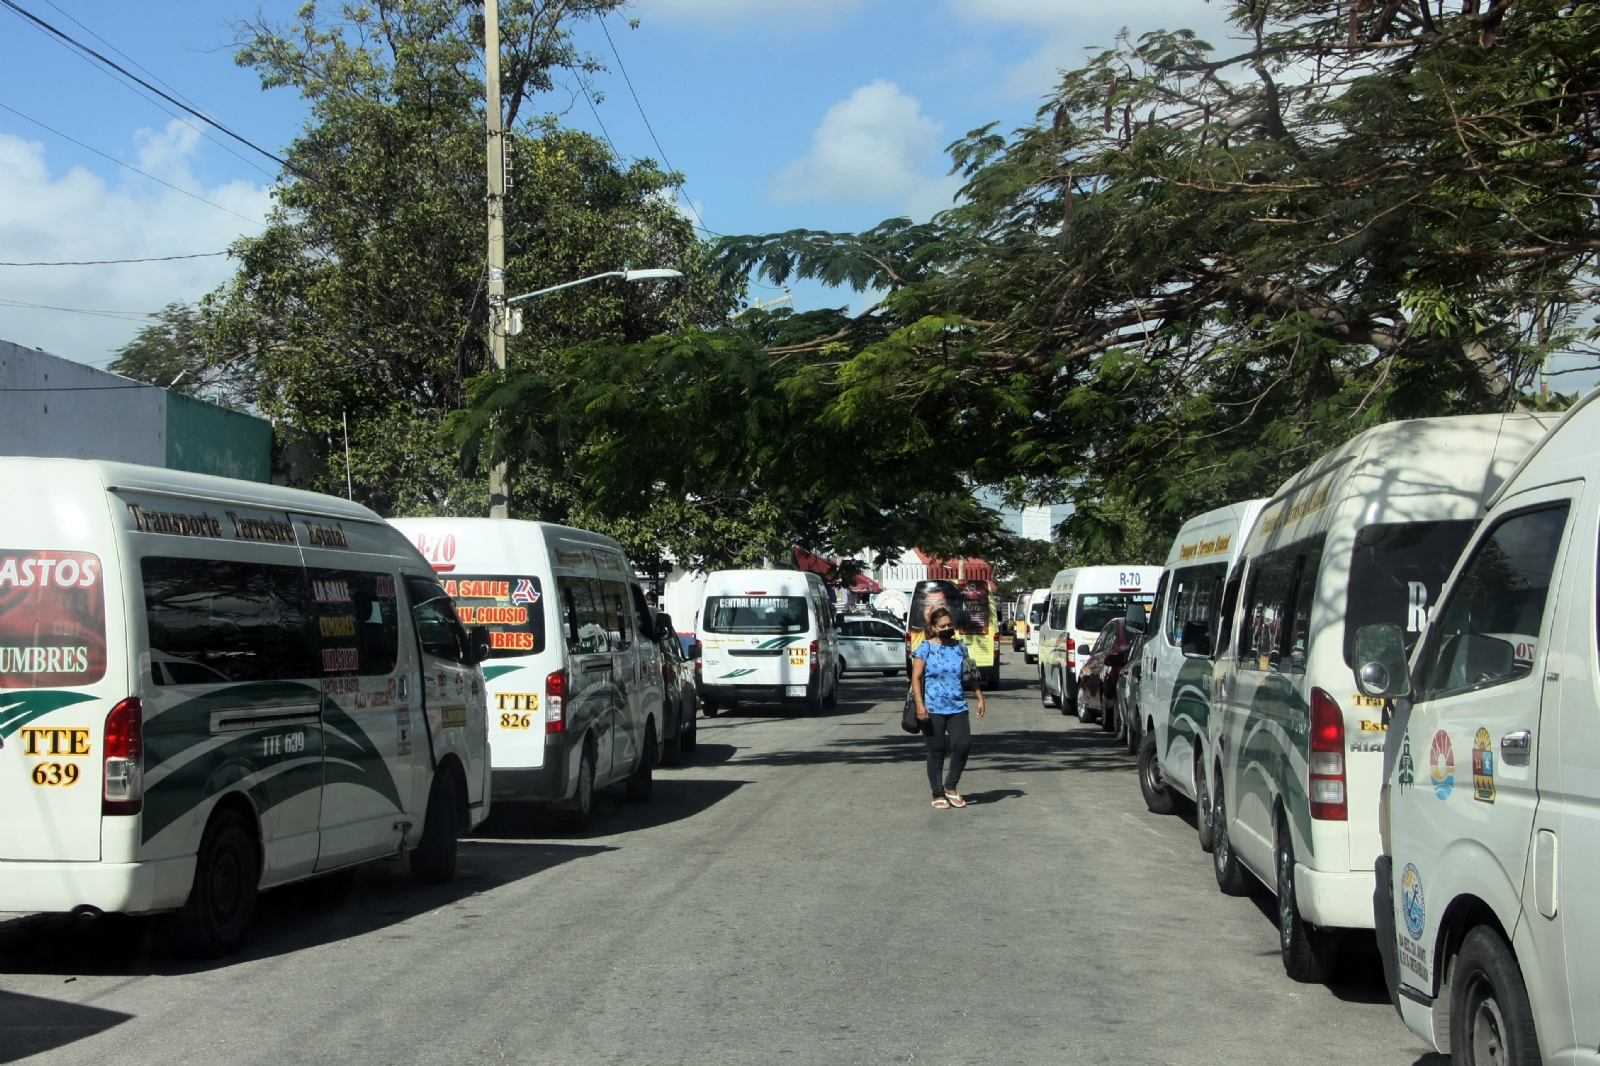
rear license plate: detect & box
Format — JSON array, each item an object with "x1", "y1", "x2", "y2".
[{"x1": 786, "y1": 685, "x2": 806, "y2": 697}]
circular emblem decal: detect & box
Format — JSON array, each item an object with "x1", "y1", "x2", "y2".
[
  {"x1": 1400, "y1": 863, "x2": 1426, "y2": 940},
  {"x1": 1429, "y1": 730, "x2": 1455, "y2": 800}
]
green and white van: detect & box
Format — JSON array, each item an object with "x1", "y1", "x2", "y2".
[
  {"x1": 1369, "y1": 391, "x2": 1600, "y2": 1064},
  {"x1": 388, "y1": 517, "x2": 668, "y2": 829},
  {"x1": 695, "y1": 569, "x2": 841, "y2": 715},
  {"x1": 1209, "y1": 413, "x2": 1554, "y2": 983},
  {"x1": 1135, "y1": 499, "x2": 1267, "y2": 849},
  {"x1": 0, "y1": 459, "x2": 491, "y2": 955}
]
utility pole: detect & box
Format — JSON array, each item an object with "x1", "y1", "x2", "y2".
[{"x1": 484, "y1": 0, "x2": 509, "y2": 518}]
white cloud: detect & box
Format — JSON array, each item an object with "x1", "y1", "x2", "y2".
[
  {"x1": 775, "y1": 80, "x2": 955, "y2": 215},
  {"x1": 949, "y1": 0, "x2": 1237, "y2": 97},
  {"x1": 0, "y1": 121, "x2": 271, "y2": 365}
]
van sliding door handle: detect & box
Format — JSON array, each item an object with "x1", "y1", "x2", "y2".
[{"x1": 1501, "y1": 731, "x2": 1532, "y2": 766}]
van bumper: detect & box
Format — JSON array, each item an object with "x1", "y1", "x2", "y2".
[
  {"x1": 1293, "y1": 863, "x2": 1376, "y2": 929},
  {"x1": 492, "y1": 735, "x2": 571, "y2": 803},
  {"x1": 0, "y1": 855, "x2": 194, "y2": 915},
  {"x1": 700, "y1": 682, "x2": 814, "y2": 705}
]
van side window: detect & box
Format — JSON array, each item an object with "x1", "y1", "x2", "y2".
[
  {"x1": 1283, "y1": 541, "x2": 1324, "y2": 673},
  {"x1": 558, "y1": 576, "x2": 608, "y2": 654},
  {"x1": 1047, "y1": 594, "x2": 1069, "y2": 630},
  {"x1": 309, "y1": 569, "x2": 399, "y2": 676},
  {"x1": 598, "y1": 580, "x2": 633, "y2": 649},
  {"x1": 404, "y1": 577, "x2": 469, "y2": 664},
  {"x1": 1417, "y1": 503, "x2": 1569, "y2": 700},
  {"x1": 1164, "y1": 563, "x2": 1226, "y2": 648},
  {"x1": 1241, "y1": 550, "x2": 1297, "y2": 672},
  {"x1": 1214, "y1": 569, "x2": 1243, "y2": 658},
  {"x1": 142, "y1": 557, "x2": 318, "y2": 684}
]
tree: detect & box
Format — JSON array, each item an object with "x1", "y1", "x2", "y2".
[
  {"x1": 208, "y1": 0, "x2": 731, "y2": 517},
  {"x1": 716, "y1": 0, "x2": 1600, "y2": 539},
  {"x1": 108, "y1": 302, "x2": 257, "y2": 409}
]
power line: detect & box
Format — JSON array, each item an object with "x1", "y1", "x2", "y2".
[
  {"x1": 0, "y1": 0, "x2": 289, "y2": 171},
  {"x1": 39, "y1": 0, "x2": 206, "y2": 114},
  {"x1": 597, "y1": 15, "x2": 718, "y2": 238},
  {"x1": 0, "y1": 296, "x2": 155, "y2": 322},
  {"x1": 0, "y1": 252, "x2": 229, "y2": 266},
  {"x1": 0, "y1": 101, "x2": 264, "y2": 228},
  {"x1": 0, "y1": 382, "x2": 158, "y2": 391}
]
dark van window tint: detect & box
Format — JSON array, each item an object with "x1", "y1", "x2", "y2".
[
  {"x1": 1028, "y1": 599, "x2": 1048, "y2": 625},
  {"x1": 1163, "y1": 564, "x2": 1227, "y2": 647},
  {"x1": 309, "y1": 569, "x2": 399, "y2": 676},
  {"x1": 1344, "y1": 520, "x2": 1477, "y2": 666},
  {"x1": 1419, "y1": 504, "x2": 1568, "y2": 700},
  {"x1": 142, "y1": 557, "x2": 318, "y2": 684},
  {"x1": 558, "y1": 576, "x2": 609, "y2": 654},
  {"x1": 404, "y1": 577, "x2": 469, "y2": 664},
  {"x1": 444, "y1": 574, "x2": 545, "y2": 658},
  {"x1": 705, "y1": 596, "x2": 808, "y2": 635},
  {"x1": 1076, "y1": 593, "x2": 1154, "y2": 633}
]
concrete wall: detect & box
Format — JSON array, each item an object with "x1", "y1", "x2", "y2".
[{"x1": 0, "y1": 338, "x2": 271, "y2": 482}]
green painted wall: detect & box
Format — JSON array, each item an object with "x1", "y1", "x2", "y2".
[{"x1": 164, "y1": 391, "x2": 272, "y2": 483}]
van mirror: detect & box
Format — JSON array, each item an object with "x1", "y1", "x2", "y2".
[
  {"x1": 653, "y1": 612, "x2": 675, "y2": 643},
  {"x1": 466, "y1": 625, "x2": 493, "y2": 665},
  {"x1": 1180, "y1": 620, "x2": 1211, "y2": 658},
  {"x1": 687, "y1": 642, "x2": 701, "y2": 661},
  {"x1": 1354, "y1": 623, "x2": 1410, "y2": 699},
  {"x1": 1125, "y1": 602, "x2": 1148, "y2": 630}
]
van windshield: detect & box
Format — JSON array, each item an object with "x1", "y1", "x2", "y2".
[
  {"x1": 1076, "y1": 593, "x2": 1155, "y2": 633},
  {"x1": 1344, "y1": 520, "x2": 1477, "y2": 665},
  {"x1": 705, "y1": 596, "x2": 808, "y2": 634},
  {"x1": 444, "y1": 574, "x2": 546, "y2": 658}
]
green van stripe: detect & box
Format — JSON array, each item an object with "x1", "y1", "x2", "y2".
[
  {"x1": 0, "y1": 691, "x2": 98, "y2": 738},
  {"x1": 483, "y1": 665, "x2": 523, "y2": 682},
  {"x1": 143, "y1": 732, "x2": 326, "y2": 842},
  {"x1": 321, "y1": 702, "x2": 403, "y2": 810}
]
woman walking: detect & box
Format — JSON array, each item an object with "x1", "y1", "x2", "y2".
[{"x1": 911, "y1": 607, "x2": 986, "y2": 808}]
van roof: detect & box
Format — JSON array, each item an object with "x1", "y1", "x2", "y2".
[
  {"x1": 1163, "y1": 498, "x2": 1269, "y2": 569},
  {"x1": 387, "y1": 515, "x2": 625, "y2": 549},
  {"x1": 1047, "y1": 564, "x2": 1160, "y2": 593},
  {"x1": 6, "y1": 457, "x2": 383, "y2": 524}
]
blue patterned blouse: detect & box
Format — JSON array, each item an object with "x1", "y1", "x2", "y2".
[{"x1": 914, "y1": 640, "x2": 968, "y2": 715}]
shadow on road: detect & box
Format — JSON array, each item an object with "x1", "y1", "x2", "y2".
[
  {"x1": 961, "y1": 788, "x2": 1026, "y2": 805},
  {"x1": 478, "y1": 777, "x2": 749, "y2": 840},
  {"x1": 1244, "y1": 892, "x2": 1395, "y2": 1003},
  {"x1": 0, "y1": 841, "x2": 608, "y2": 979},
  {"x1": 733, "y1": 725, "x2": 1135, "y2": 776},
  {"x1": 0, "y1": 989, "x2": 133, "y2": 1063}
]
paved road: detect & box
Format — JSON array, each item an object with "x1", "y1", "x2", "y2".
[{"x1": 0, "y1": 658, "x2": 1439, "y2": 1065}]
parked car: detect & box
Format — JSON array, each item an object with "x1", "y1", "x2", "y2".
[
  {"x1": 1209, "y1": 411, "x2": 1554, "y2": 984},
  {"x1": 1117, "y1": 627, "x2": 1146, "y2": 753},
  {"x1": 1073, "y1": 614, "x2": 1143, "y2": 727},
  {"x1": 838, "y1": 616, "x2": 907, "y2": 675},
  {"x1": 1368, "y1": 391, "x2": 1600, "y2": 1064},
  {"x1": 652, "y1": 612, "x2": 698, "y2": 763}
]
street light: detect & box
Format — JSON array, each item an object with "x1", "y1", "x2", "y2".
[{"x1": 506, "y1": 267, "x2": 683, "y2": 305}]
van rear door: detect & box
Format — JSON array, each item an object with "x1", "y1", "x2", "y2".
[{"x1": 0, "y1": 464, "x2": 122, "y2": 862}]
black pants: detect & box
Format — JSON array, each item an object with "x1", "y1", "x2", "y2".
[{"x1": 924, "y1": 711, "x2": 971, "y2": 795}]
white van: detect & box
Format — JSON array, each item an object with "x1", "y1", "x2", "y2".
[
  {"x1": 695, "y1": 569, "x2": 841, "y2": 715},
  {"x1": 1039, "y1": 566, "x2": 1162, "y2": 718},
  {"x1": 388, "y1": 518, "x2": 666, "y2": 829},
  {"x1": 1020, "y1": 587, "x2": 1049, "y2": 663},
  {"x1": 1135, "y1": 499, "x2": 1268, "y2": 849},
  {"x1": 0, "y1": 459, "x2": 491, "y2": 955},
  {"x1": 1208, "y1": 412, "x2": 1554, "y2": 984},
  {"x1": 1367, "y1": 392, "x2": 1600, "y2": 1063}
]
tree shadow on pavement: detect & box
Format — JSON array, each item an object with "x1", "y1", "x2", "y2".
[
  {"x1": 733, "y1": 727, "x2": 1135, "y2": 776},
  {"x1": 0, "y1": 989, "x2": 133, "y2": 1062},
  {"x1": 477, "y1": 777, "x2": 748, "y2": 841},
  {"x1": 0, "y1": 840, "x2": 607, "y2": 979}
]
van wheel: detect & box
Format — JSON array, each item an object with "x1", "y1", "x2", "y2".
[
  {"x1": 1451, "y1": 926, "x2": 1541, "y2": 1066},
  {"x1": 702, "y1": 699, "x2": 718, "y2": 718},
  {"x1": 662, "y1": 717, "x2": 683, "y2": 767},
  {"x1": 410, "y1": 769, "x2": 461, "y2": 885},
  {"x1": 1277, "y1": 820, "x2": 1334, "y2": 982},
  {"x1": 1099, "y1": 695, "x2": 1118, "y2": 733},
  {"x1": 1138, "y1": 731, "x2": 1174, "y2": 815},
  {"x1": 561, "y1": 744, "x2": 596, "y2": 832},
  {"x1": 881, "y1": 669, "x2": 899, "y2": 677},
  {"x1": 1126, "y1": 714, "x2": 1142, "y2": 755},
  {"x1": 681, "y1": 703, "x2": 698, "y2": 753},
  {"x1": 982, "y1": 664, "x2": 1000, "y2": 690},
  {"x1": 177, "y1": 807, "x2": 259, "y2": 957},
  {"x1": 1212, "y1": 776, "x2": 1254, "y2": 895},
  {"x1": 1076, "y1": 685, "x2": 1094, "y2": 723},
  {"x1": 823, "y1": 673, "x2": 839, "y2": 710},
  {"x1": 1025, "y1": 653, "x2": 1037, "y2": 665},
  {"x1": 627, "y1": 724, "x2": 656, "y2": 801},
  {"x1": 1196, "y1": 756, "x2": 1216, "y2": 853}
]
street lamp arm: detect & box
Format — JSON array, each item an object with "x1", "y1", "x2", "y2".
[{"x1": 506, "y1": 267, "x2": 682, "y2": 304}]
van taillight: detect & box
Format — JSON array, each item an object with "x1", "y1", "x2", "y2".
[
  {"x1": 809, "y1": 640, "x2": 819, "y2": 671},
  {"x1": 1066, "y1": 636, "x2": 1076, "y2": 666},
  {"x1": 103, "y1": 697, "x2": 143, "y2": 816},
  {"x1": 692, "y1": 640, "x2": 703, "y2": 671},
  {"x1": 545, "y1": 669, "x2": 567, "y2": 734},
  {"x1": 1310, "y1": 687, "x2": 1347, "y2": 820}
]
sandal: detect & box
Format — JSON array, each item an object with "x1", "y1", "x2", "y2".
[
  {"x1": 944, "y1": 791, "x2": 967, "y2": 808},
  {"x1": 931, "y1": 795, "x2": 951, "y2": 809}
]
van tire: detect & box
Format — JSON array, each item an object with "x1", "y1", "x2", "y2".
[
  {"x1": 561, "y1": 743, "x2": 597, "y2": 831},
  {"x1": 1025, "y1": 653, "x2": 1036, "y2": 665},
  {"x1": 882, "y1": 669, "x2": 899, "y2": 677},
  {"x1": 1451, "y1": 926, "x2": 1541, "y2": 1066},
  {"x1": 626, "y1": 723, "x2": 656, "y2": 801},
  {"x1": 1099, "y1": 696, "x2": 1118, "y2": 733},
  {"x1": 1138, "y1": 731, "x2": 1174, "y2": 814},
  {"x1": 410, "y1": 768, "x2": 461, "y2": 885},
  {"x1": 177, "y1": 806, "x2": 259, "y2": 958},
  {"x1": 681, "y1": 705, "x2": 698, "y2": 753},
  {"x1": 702, "y1": 699, "x2": 718, "y2": 718},
  {"x1": 1277, "y1": 820, "x2": 1334, "y2": 982},
  {"x1": 1195, "y1": 756, "x2": 1216, "y2": 853},
  {"x1": 662, "y1": 719, "x2": 683, "y2": 767},
  {"x1": 1126, "y1": 714, "x2": 1141, "y2": 755},
  {"x1": 1039, "y1": 668, "x2": 1052, "y2": 708},
  {"x1": 1212, "y1": 776, "x2": 1254, "y2": 895},
  {"x1": 823, "y1": 673, "x2": 839, "y2": 710}
]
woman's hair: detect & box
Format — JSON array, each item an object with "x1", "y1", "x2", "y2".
[{"x1": 923, "y1": 607, "x2": 954, "y2": 641}]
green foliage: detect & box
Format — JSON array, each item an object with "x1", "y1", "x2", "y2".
[
  {"x1": 206, "y1": 0, "x2": 730, "y2": 517},
  {"x1": 108, "y1": 302, "x2": 256, "y2": 409}
]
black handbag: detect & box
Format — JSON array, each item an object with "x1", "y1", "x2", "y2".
[{"x1": 901, "y1": 684, "x2": 924, "y2": 734}]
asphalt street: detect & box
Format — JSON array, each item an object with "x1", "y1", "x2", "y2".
[{"x1": 0, "y1": 657, "x2": 1439, "y2": 1066}]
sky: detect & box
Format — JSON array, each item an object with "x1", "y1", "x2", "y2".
[{"x1": 0, "y1": 0, "x2": 1236, "y2": 366}]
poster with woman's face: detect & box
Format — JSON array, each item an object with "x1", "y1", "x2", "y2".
[{"x1": 908, "y1": 581, "x2": 959, "y2": 631}]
